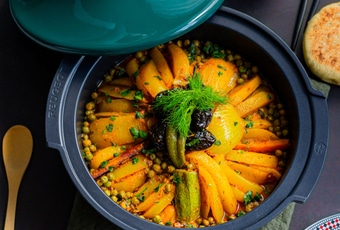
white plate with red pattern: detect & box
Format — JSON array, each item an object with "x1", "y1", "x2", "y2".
[{"x1": 305, "y1": 213, "x2": 340, "y2": 230}]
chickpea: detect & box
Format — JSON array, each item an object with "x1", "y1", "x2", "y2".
[
  {"x1": 252, "y1": 65, "x2": 259, "y2": 73},
  {"x1": 89, "y1": 144, "x2": 96, "y2": 152},
  {"x1": 104, "y1": 74, "x2": 112, "y2": 82},
  {"x1": 103, "y1": 181, "x2": 111, "y2": 188},
  {"x1": 154, "y1": 157, "x2": 162, "y2": 165},
  {"x1": 167, "y1": 165, "x2": 175, "y2": 173},
  {"x1": 118, "y1": 190, "x2": 127, "y2": 199},
  {"x1": 131, "y1": 197, "x2": 140, "y2": 205},
  {"x1": 196, "y1": 218, "x2": 203, "y2": 225},
  {"x1": 135, "y1": 51, "x2": 143, "y2": 59},
  {"x1": 84, "y1": 153, "x2": 93, "y2": 161},
  {"x1": 104, "y1": 189, "x2": 111, "y2": 196},
  {"x1": 120, "y1": 201, "x2": 127, "y2": 209},
  {"x1": 208, "y1": 217, "x2": 215, "y2": 225},
  {"x1": 91, "y1": 92, "x2": 98, "y2": 99},
  {"x1": 237, "y1": 78, "x2": 245, "y2": 84},
  {"x1": 165, "y1": 183, "x2": 172, "y2": 193},
  {"x1": 183, "y1": 39, "x2": 190, "y2": 47},
  {"x1": 87, "y1": 114, "x2": 96, "y2": 122},
  {"x1": 275, "y1": 149, "x2": 283, "y2": 157},
  {"x1": 153, "y1": 215, "x2": 161, "y2": 224},
  {"x1": 111, "y1": 189, "x2": 118, "y2": 196},
  {"x1": 107, "y1": 172, "x2": 115, "y2": 181},
  {"x1": 152, "y1": 164, "x2": 162, "y2": 173},
  {"x1": 111, "y1": 196, "x2": 118, "y2": 202},
  {"x1": 147, "y1": 170, "x2": 156, "y2": 178},
  {"x1": 100, "y1": 176, "x2": 109, "y2": 184},
  {"x1": 161, "y1": 162, "x2": 168, "y2": 170},
  {"x1": 202, "y1": 219, "x2": 210, "y2": 227},
  {"x1": 149, "y1": 153, "x2": 156, "y2": 160},
  {"x1": 82, "y1": 139, "x2": 91, "y2": 148}
]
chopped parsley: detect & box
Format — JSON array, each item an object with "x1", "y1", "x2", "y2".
[
  {"x1": 100, "y1": 160, "x2": 108, "y2": 168},
  {"x1": 134, "y1": 90, "x2": 143, "y2": 101},
  {"x1": 129, "y1": 127, "x2": 148, "y2": 139},
  {"x1": 106, "y1": 124, "x2": 114, "y2": 132},
  {"x1": 120, "y1": 89, "x2": 131, "y2": 97},
  {"x1": 132, "y1": 157, "x2": 139, "y2": 164},
  {"x1": 245, "y1": 120, "x2": 254, "y2": 129},
  {"x1": 244, "y1": 191, "x2": 262, "y2": 205},
  {"x1": 214, "y1": 140, "x2": 222, "y2": 146}
]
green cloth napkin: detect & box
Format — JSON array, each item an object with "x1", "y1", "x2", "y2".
[{"x1": 67, "y1": 80, "x2": 330, "y2": 230}]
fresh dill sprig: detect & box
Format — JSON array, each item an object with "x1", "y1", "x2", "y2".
[{"x1": 153, "y1": 74, "x2": 227, "y2": 137}]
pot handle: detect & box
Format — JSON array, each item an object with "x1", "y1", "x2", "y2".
[
  {"x1": 45, "y1": 55, "x2": 84, "y2": 150},
  {"x1": 289, "y1": 86, "x2": 329, "y2": 203}
]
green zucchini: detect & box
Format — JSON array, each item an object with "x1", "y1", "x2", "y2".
[
  {"x1": 174, "y1": 169, "x2": 201, "y2": 222},
  {"x1": 166, "y1": 126, "x2": 186, "y2": 168}
]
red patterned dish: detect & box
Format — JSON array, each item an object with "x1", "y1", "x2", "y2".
[{"x1": 305, "y1": 213, "x2": 340, "y2": 230}]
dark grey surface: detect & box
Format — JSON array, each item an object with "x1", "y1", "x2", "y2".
[{"x1": 0, "y1": 0, "x2": 339, "y2": 229}]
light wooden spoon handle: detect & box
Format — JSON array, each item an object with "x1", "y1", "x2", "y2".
[{"x1": 4, "y1": 178, "x2": 21, "y2": 230}]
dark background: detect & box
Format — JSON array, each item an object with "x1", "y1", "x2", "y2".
[{"x1": 0, "y1": 0, "x2": 339, "y2": 229}]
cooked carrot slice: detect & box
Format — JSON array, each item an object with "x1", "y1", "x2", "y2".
[
  {"x1": 167, "y1": 43, "x2": 191, "y2": 86},
  {"x1": 143, "y1": 184, "x2": 175, "y2": 218},
  {"x1": 110, "y1": 155, "x2": 152, "y2": 182},
  {"x1": 226, "y1": 161, "x2": 271, "y2": 184},
  {"x1": 136, "y1": 182, "x2": 171, "y2": 212},
  {"x1": 90, "y1": 145, "x2": 124, "y2": 169},
  {"x1": 213, "y1": 155, "x2": 264, "y2": 195},
  {"x1": 228, "y1": 75, "x2": 262, "y2": 105},
  {"x1": 242, "y1": 128, "x2": 279, "y2": 141},
  {"x1": 234, "y1": 139, "x2": 290, "y2": 153},
  {"x1": 235, "y1": 91, "x2": 275, "y2": 117},
  {"x1": 149, "y1": 46, "x2": 174, "y2": 88},
  {"x1": 90, "y1": 143, "x2": 145, "y2": 179},
  {"x1": 230, "y1": 185, "x2": 245, "y2": 203},
  {"x1": 225, "y1": 150, "x2": 278, "y2": 168},
  {"x1": 136, "y1": 60, "x2": 168, "y2": 98},
  {"x1": 111, "y1": 170, "x2": 146, "y2": 192},
  {"x1": 198, "y1": 166, "x2": 224, "y2": 223},
  {"x1": 160, "y1": 205, "x2": 176, "y2": 224}
]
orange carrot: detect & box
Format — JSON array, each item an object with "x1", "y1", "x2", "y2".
[
  {"x1": 234, "y1": 139, "x2": 290, "y2": 153},
  {"x1": 242, "y1": 128, "x2": 279, "y2": 141},
  {"x1": 235, "y1": 91, "x2": 275, "y2": 117},
  {"x1": 111, "y1": 170, "x2": 146, "y2": 192},
  {"x1": 143, "y1": 185, "x2": 175, "y2": 218},
  {"x1": 225, "y1": 150, "x2": 278, "y2": 168},
  {"x1": 228, "y1": 75, "x2": 262, "y2": 105},
  {"x1": 90, "y1": 142, "x2": 145, "y2": 179},
  {"x1": 160, "y1": 205, "x2": 176, "y2": 224}
]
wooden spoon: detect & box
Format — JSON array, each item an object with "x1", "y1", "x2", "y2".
[{"x1": 2, "y1": 125, "x2": 33, "y2": 230}]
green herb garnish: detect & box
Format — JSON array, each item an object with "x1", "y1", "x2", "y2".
[
  {"x1": 106, "y1": 124, "x2": 114, "y2": 132},
  {"x1": 152, "y1": 74, "x2": 227, "y2": 137},
  {"x1": 132, "y1": 157, "x2": 139, "y2": 164}
]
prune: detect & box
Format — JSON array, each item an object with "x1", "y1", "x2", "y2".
[
  {"x1": 186, "y1": 129, "x2": 216, "y2": 151},
  {"x1": 190, "y1": 109, "x2": 213, "y2": 131},
  {"x1": 149, "y1": 121, "x2": 167, "y2": 151}
]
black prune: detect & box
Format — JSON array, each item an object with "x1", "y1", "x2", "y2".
[
  {"x1": 190, "y1": 109, "x2": 213, "y2": 131},
  {"x1": 186, "y1": 129, "x2": 216, "y2": 151},
  {"x1": 149, "y1": 121, "x2": 167, "y2": 151}
]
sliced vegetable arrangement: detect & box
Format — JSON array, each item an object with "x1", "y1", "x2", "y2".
[{"x1": 80, "y1": 39, "x2": 291, "y2": 228}]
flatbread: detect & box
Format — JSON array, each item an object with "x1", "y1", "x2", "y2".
[{"x1": 302, "y1": 2, "x2": 340, "y2": 85}]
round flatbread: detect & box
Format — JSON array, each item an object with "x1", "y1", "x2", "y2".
[{"x1": 303, "y1": 2, "x2": 340, "y2": 85}]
